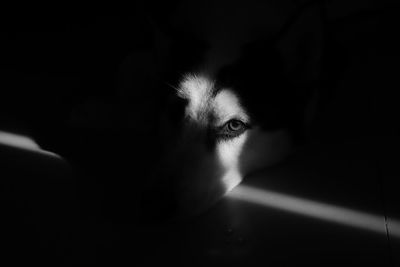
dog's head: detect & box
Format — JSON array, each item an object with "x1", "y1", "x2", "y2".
[
  {"x1": 150, "y1": 73, "x2": 293, "y2": 216},
  {"x1": 139, "y1": 3, "x2": 323, "y2": 220}
]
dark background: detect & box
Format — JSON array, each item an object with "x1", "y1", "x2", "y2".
[
  {"x1": 1, "y1": 0, "x2": 400, "y2": 266},
  {"x1": 0, "y1": 0, "x2": 398, "y2": 147}
]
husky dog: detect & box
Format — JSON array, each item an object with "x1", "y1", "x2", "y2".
[
  {"x1": 65, "y1": 3, "x2": 323, "y2": 222},
  {"x1": 124, "y1": 2, "x2": 324, "y2": 221}
]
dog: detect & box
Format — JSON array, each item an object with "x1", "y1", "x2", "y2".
[
  {"x1": 118, "y1": 2, "x2": 324, "y2": 221},
  {"x1": 65, "y1": 2, "x2": 323, "y2": 222}
]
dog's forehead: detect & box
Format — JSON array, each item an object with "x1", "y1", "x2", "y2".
[
  {"x1": 212, "y1": 89, "x2": 249, "y2": 123},
  {"x1": 176, "y1": 74, "x2": 215, "y2": 119},
  {"x1": 177, "y1": 74, "x2": 215, "y2": 105},
  {"x1": 176, "y1": 74, "x2": 248, "y2": 124}
]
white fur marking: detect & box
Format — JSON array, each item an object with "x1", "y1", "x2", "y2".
[
  {"x1": 221, "y1": 169, "x2": 242, "y2": 193},
  {"x1": 213, "y1": 89, "x2": 249, "y2": 124},
  {"x1": 178, "y1": 74, "x2": 214, "y2": 120},
  {"x1": 217, "y1": 132, "x2": 248, "y2": 191}
]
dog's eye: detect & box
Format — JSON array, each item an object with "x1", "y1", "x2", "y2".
[
  {"x1": 218, "y1": 119, "x2": 249, "y2": 139},
  {"x1": 227, "y1": 120, "x2": 244, "y2": 131}
]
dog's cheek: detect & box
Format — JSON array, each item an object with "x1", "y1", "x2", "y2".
[
  {"x1": 238, "y1": 128, "x2": 292, "y2": 175},
  {"x1": 216, "y1": 133, "x2": 249, "y2": 188},
  {"x1": 173, "y1": 149, "x2": 227, "y2": 216},
  {"x1": 175, "y1": 134, "x2": 250, "y2": 216}
]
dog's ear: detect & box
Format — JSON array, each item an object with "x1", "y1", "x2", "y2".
[
  {"x1": 275, "y1": 3, "x2": 323, "y2": 85},
  {"x1": 274, "y1": 2, "x2": 324, "y2": 142}
]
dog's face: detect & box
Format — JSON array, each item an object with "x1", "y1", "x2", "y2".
[
  {"x1": 145, "y1": 73, "x2": 293, "y2": 218},
  {"x1": 138, "y1": 3, "x2": 323, "y2": 220}
]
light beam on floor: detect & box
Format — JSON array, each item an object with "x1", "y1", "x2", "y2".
[
  {"x1": 0, "y1": 130, "x2": 61, "y2": 158},
  {"x1": 228, "y1": 184, "x2": 400, "y2": 238}
]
